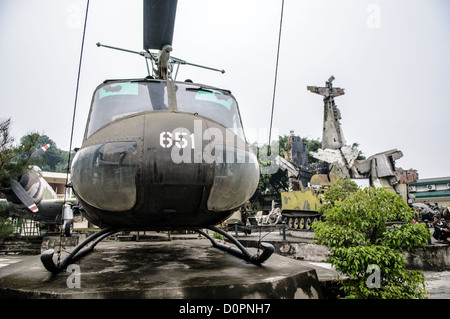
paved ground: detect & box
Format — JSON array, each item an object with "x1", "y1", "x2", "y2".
[
  {"x1": 1, "y1": 251, "x2": 448, "y2": 299},
  {"x1": 1, "y1": 230, "x2": 449, "y2": 299},
  {"x1": 307, "y1": 261, "x2": 450, "y2": 299},
  {"x1": 423, "y1": 270, "x2": 450, "y2": 299},
  {"x1": 0, "y1": 239, "x2": 323, "y2": 299}
]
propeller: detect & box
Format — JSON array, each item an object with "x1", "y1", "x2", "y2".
[
  {"x1": 30, "y1": 144, "x2": 50, "y2": 160},
  {"x1": 10, "y1": 179, "x2": 38, "y2": 213},
  {"x1": 9, "y1": 143, "x2": 50, "y2": 213}
]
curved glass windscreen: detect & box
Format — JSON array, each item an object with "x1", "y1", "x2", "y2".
[
  {"x1": 175, "y1": 84, "x2": 245, "y2": 139},
  {"x1": 85, "y1": 80, "x2": 245, "y2": 141},
  {"x1": 87, "y1": 81, "x2": 168, "y2": 137}
]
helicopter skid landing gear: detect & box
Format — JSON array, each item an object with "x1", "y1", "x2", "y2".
[
  {"x1": 40, "y1": 225, "x2": 275, "y2": 273},
  {"x1": 41, "y1": 226, "x2": 121, "y2": 273},
  {"x1": 196, "y1": 226, "x2": 274, "y2": 265}
]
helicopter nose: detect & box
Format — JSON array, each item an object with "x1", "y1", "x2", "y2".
[
  {"x1": 71, "y1": 141, "x2": 138, "y2": 212},
  {"x1": 205, "y1": 145, "x2": 259, "y2": 211},
  {"x1": 142, "y1": 117, "x2": 260, "y2": 214},
  {"x1": 71, "y1": 112, "x2": 260, "y2": 224}
]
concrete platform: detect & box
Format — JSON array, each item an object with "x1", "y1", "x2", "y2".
[{"x1": 0, "y1": 239, "x2": 323, "y2": 299}]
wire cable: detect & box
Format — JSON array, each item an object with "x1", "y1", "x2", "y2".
[
  {"x1": 59, "y1": 0, "x2": 90, "y2": 262},
  {"x1": 268, "y1": 0, "x2": 285, "y2": 154},
  {"x1": 63, "y1": 0, "x2": 90, "y2": 202}
]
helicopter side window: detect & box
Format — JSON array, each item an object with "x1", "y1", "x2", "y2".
[
  {"x1": 175, "y1": 84, "x2": 245, "y2": 139},
  {"x1": 86, "y1": 81, "x2": 168, "y2": 137}
]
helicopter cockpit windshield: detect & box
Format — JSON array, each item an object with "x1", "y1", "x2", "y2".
[
  {"x1": 86, "y1": 80, "x2": 244, "y2": 140},
  {"x1": 86, "y1": 81, "x2": 168, "y2": 138},
  {"x1": 175, "y1": 83, "x2": 245, "y2": 140}
]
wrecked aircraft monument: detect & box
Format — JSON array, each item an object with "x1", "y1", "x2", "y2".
[
  {"x1": 284, "y1": 76, "x2": 418, "y2": 200},
  {"x1": 307, "y1": 75, "x2": 346, "y2": 150},
  {"x1": 271, "y1": 76, "x2": 421, "y2": 229}
]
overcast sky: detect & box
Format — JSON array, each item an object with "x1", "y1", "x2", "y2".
[{"x1": 1, "y1": 0, "x2": 449, "y2": 179}]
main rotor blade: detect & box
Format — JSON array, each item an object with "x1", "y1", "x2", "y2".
[
  {"x1": 143, "y1": 0, "x2": 178, "y2": 50},
  {"x1": 10, "y1": 180, "x2": 38, "y2": 213}
]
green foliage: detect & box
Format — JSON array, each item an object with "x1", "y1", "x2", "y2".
[
  {"x1": 313, "y1": 185, "x2": 429, "y2": 299},
  {"x1": 22, "y1": 134, "x2": 70, "y2": 173},
  {"x1": 0, "y1": 118, "x2": 39, "y2": 189},
  {"x1": 251, "y1": 135, "x2": 324, "y2": 195},
  {"x1": 321, "y1": 178, "x2": 359, "y2": 206},
  {"x1": 0, "y1": 118, "x2": 70, "y2": 191},
  {"x1": 301, "y1": 137, "x2": 321, "y2": 164},
  {"x1": 329, "y1": 245, "x2": 427, "y2": 299},
  {"x1": 381, "y1": 222, "x2": 430, "y2": 253},
  {"x1": 250, "y1": 137, "x2": 289, "y2": 195},
  {"x1": 0, "y1": 216, "x2": 14, "y2": 239},
  {"x1": 213, "y1": 232, "x2": 224, "y2": 241}
]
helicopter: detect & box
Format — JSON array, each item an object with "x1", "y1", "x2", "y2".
[
  {"x1": 41, "y1": 0, "x2": 274, "y2": 273},
  {"x1": 0, "y1": 144, "x2": 79, "y2": 237}
]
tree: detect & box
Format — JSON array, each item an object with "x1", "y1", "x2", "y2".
[
  {"x1": 313, "y1": 182, "x2": 430, "y2": 299},
  {"x1": 301, "y1": 137, "x2": 321, "y2": 164},
  {"x1": 250, "y1": 134, "x2": 365, "y2": 199},
  {"x1": 0, "y1": 216, "x2": 14, "y2": 239},
  {"x1": 0, "y1": 119, "x2": 70, "y2": 195},
  {"x1": 251, "y1": 135, "x2": 333, "y2": 195},
  {"x1": 0, "y1": 118, "x2": 39, "y2": 190},
  {"x1": 250, "y1": 136, "x2": 289, "y2": 195},
  {"x1": 21, "y1": 134, "x2": 70, "y2": 173},
  {"x1": 319, "y1": 177, "x2": 359, "y2": 206}
]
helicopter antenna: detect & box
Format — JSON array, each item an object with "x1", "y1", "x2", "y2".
[{"x1": 96, "y1": 43, "x2": 225, "y2": 80}]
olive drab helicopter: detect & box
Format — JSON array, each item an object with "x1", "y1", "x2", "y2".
[{"x1": 41, "y1": 0, "x2": 274, "y2": 273}]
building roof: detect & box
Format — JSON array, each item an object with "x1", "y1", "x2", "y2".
[
  {"x1": 41, "y1": 171, "x2": 70, "y2": 183},
  {"x1": 412, "y1": 177, "x2": 450, "y2": 186}
]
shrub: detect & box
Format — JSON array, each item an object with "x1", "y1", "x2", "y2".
[
  {"x1": 0, "y1": 216, "x2": 14, "y2": 239},
  {"x1": 313, "y1": 185, "x2": 429, "y2": 299}
]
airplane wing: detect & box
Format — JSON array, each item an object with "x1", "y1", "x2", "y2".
[{"x1": 0, "y1": 197, "x2": 78, "y2": 224}]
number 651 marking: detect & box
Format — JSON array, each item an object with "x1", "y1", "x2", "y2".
[{"x1": 160, "y1": 131, "x2": 195, "y2": 149}]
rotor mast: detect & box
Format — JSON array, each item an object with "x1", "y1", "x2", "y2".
[
  {"x1": 143, "y1": 0, "x2": 177, "y2": 79},
  {"x1": 97, "y1": 0, "x2": 224, "y2": 80}
]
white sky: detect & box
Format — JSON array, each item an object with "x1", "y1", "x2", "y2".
[{"x1": 0, "y1": 0, "x2": 449, "y2": 179}]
